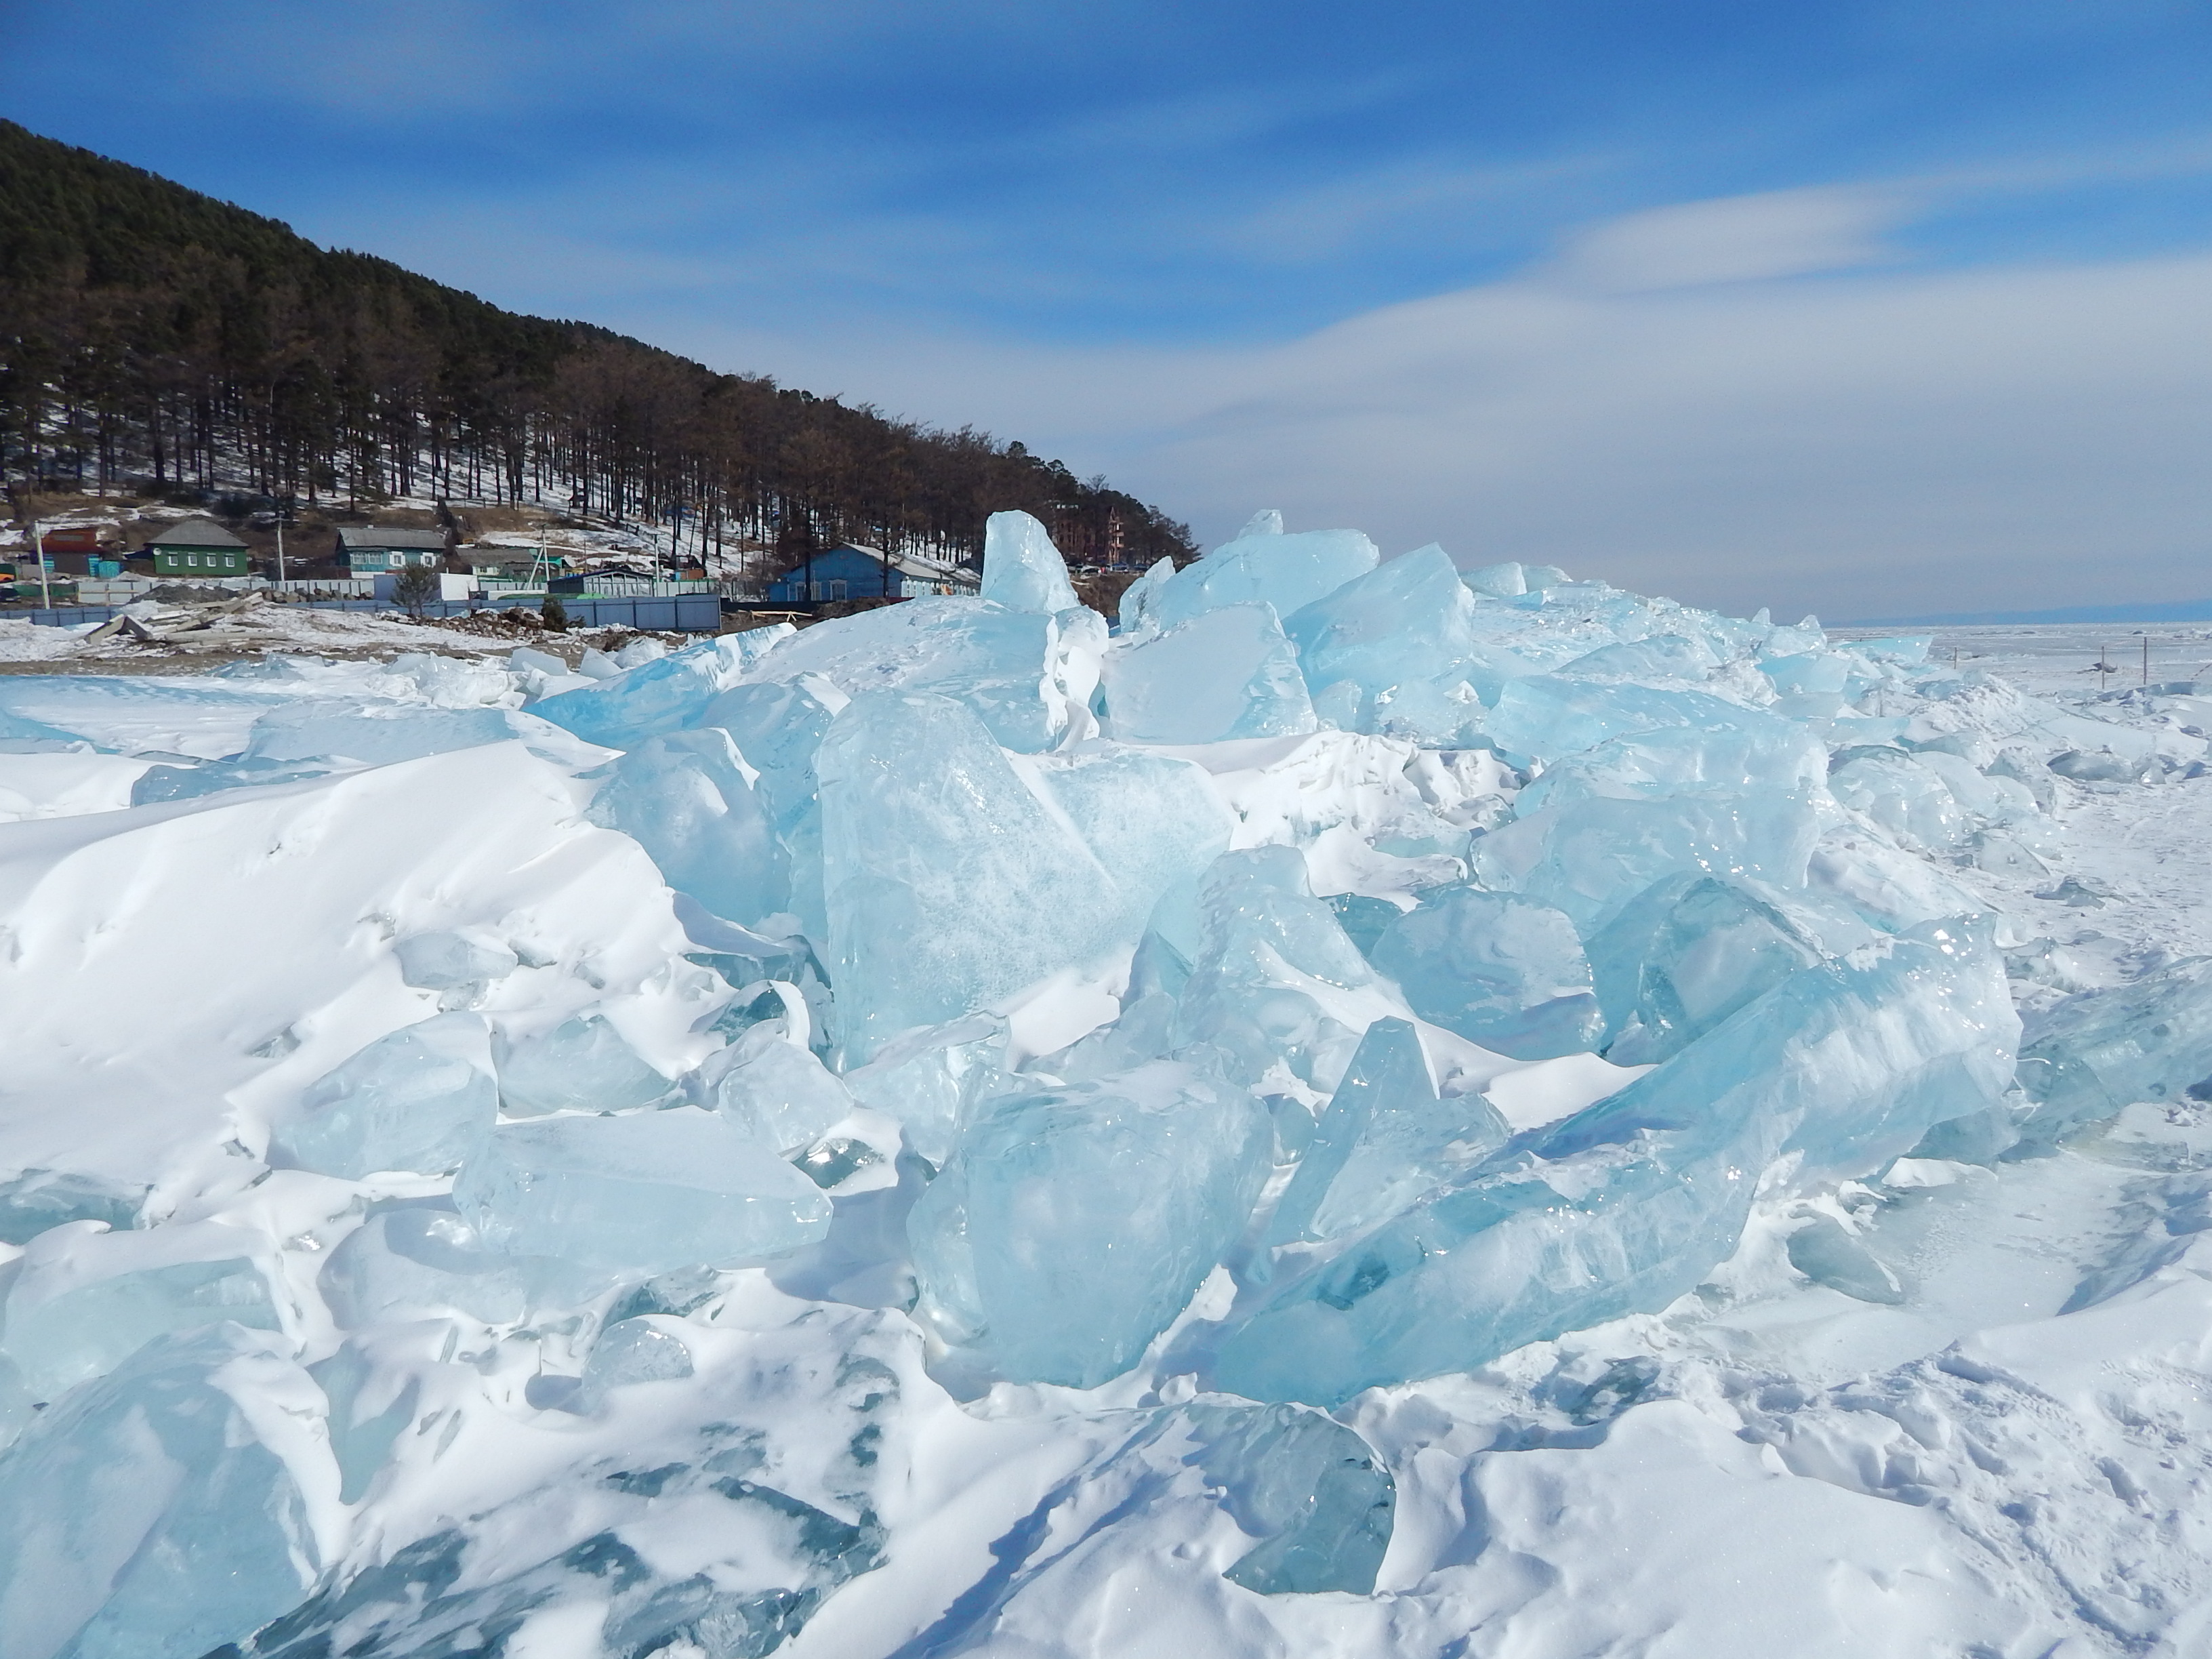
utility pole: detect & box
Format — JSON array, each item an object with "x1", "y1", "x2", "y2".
[
  {"x1": 32, "y1": 518, "x2": 52, "y2": 608},
  {"x1": 276, "y1": 515, "x2": 286, "y2": 588}
]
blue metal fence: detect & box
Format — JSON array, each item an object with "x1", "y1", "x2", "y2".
[{"x1": 4, "y1": 594, "x2": 724, "y2": 633}]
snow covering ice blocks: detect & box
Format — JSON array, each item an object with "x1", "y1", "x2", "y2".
[
  {"x1": 586, "y1": 727, "x2": 791, "y2": 928},
  {"x1": 529, "y1": 626, "x2": 790, "y2": 749},
  {"x1": 0, "y1": 1170, "x2": 142, "y2": 1244},
  {"x1": 1215, "y1": 922, "x2": 2017, "y2": 1404},
  {"x1": 2016, "y1": 956, "x2": 2212, "y2": 1145},
  {"x1": 1, "y1": 1221, "x2": 282, "y2": 1402},
  {"x1": 1267, "y1": 1017, "x2": 1509, "y2": 1245},
  {"x1": 268, "y1": 1013, "x2": 495, "y2": 1179},
  {"x1": 1100, "y1": 601, "x2": 1317, "y2": 743},
  {"x1": 240, "y1": 703, "x2": 560, "y2": 767},
  {"x1": 1151, "y1": 524, "x2": 1380, "y2": 629},
  {"x1": 453, "y1": 1107, "x2": 830, "y2": 1275},
  {"x1": 909, "y1": 1059, "x2": 1269, "y2": 1387},
  {"x1": 1370, "y1": 888, "x2": 1603, "y2": 1061},
  {"x1": 392, "y1": 930, "x2": 516, "y2": 990},
  {"x1": 319, "y1": 1208, "x2": 527, "y2": 1328},
  {"x1": 979, "y1": 508, "x2": 1080, "y2": 614},
  {"x1": 0, "y1": 1325, "x2": 325, "y2": 1659}
]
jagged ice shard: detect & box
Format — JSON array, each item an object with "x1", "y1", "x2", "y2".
[
  {"x1": 7, "y1": 501, "x2": 2205, "y2": 1656},
  {"x1": 1214, "y1": 920, "x2": 2018, "y2": 1404}
]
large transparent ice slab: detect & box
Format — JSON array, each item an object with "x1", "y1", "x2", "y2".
[
  {"x1": 1101, "y1": 602, "x2": 1317, "y2": 744},
  {"x1": 1172, "y1": 846, "x2": 1386, "y2": 1091},
  {"x1": 269, "y1": 1013, "x2": 496, "y2": 1179},
  {"x1": 817, "y1": 692, "x2": 1125, "y2": 1062},
  {"x1": 1179, "y1": 1401, "x2": 1396, "y2": 1595},
  {"x1": 979, "y1": 510, "x2": 1080, "y2": 614},
  {"x1": 703, "y1": 675, "x2": 843, "y2": 942},
  {"x1": 2, "y1": 1224, "x2": 281, "y2": 1403},
  {"x1": 453, "y1": 1107, "x2": 831, "y2": 1275},
  {"x1": 587, "y1": 729, "x2": 791, "y2": 929},
  {"x1": 0, "y1": 1326, "x2": 324, "y2": 1659},
  {"x1": 494, "y1": 1014, "x2": 678, "y2": 1117},
  {"x1": 742, "y1": 598, "x2": 1093, "y2": 753},
  {"x1": 1214, "y1": 920, "x2": 2016, "y2": 1403},
  {"x1": 319, "y1": 1208, "x2": 531, "y2": 1328},
  {"x1": 2018, "y1": 957, "x2": 2212, "y2": 1144},
  {"x1": 1513, "y1": 721, "x2": 1828, "y2": 815},
  {"x1": 1280, "y1": 546, "x2": 1477, "y2": 733},
  {"x1": 1153, "y1": 526, "x2": 1378, "y2": 628},
  {"x1": 1481, "y1": 676, "x2": 1774, "y2": 764},
  {"x1": 697, "y1": 1023, "x2": 855, "y2": 1155},
  {"x1": 529, "y1": 627, "x2": 791, "y2": 750},
  {"x1": 1585, "y1": 874, "x2": 1824, "y2": 1065},
  {"x1": 909, "y1": 1058, "x2": 1269, "y2": 1386},
  {"x1": 842, "y1": 1015, "x2": 1008, "y2": 1167},
  {"x1": 1267, "y1": 1016, "x2": 1509, "y2": 1244},
  {"x1": 1370, "y1": 888, "x2": 1603, "y2": 1061},
  {"x1": 1025, "y1": 745, "x2": 1237, "y2": 945},
  {"x1": 1473, "y1": 788, "x2": 1823, "y2": 933}
]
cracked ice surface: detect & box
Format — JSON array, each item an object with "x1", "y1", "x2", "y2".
[{"x1": 3, "y1": 510, "x2": 2212, "y2": 1656}]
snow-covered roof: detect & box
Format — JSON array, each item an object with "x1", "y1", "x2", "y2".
[{"x1": 818, "y1": 542, "x2": 980, "y2": 585}]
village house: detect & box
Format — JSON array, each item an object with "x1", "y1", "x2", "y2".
[
  {"x1": 146, "y1": 517, "x2": 251, "y2": 577},
  {"x1": 763, "y1": 543, "x2": 981, "y2": 603},
  {"x1": 24, "y1": 524, "x2": 125, "y2": 577},
  {"x1": 335, "y1": 526, "x2": 451, "y2": 573}
]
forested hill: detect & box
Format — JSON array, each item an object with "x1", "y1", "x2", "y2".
[{"x1": 0, "y1": 119, "x2": 1193, "y2": 567}]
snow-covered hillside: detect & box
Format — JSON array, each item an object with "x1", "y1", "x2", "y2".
[{"x1": 2, "y1": 513, "x2": 2209, "y2": 1659}]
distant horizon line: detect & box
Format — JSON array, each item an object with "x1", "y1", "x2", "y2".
[{"x1": 1835, "y1": 596, "x2": 2212, "y2": 629}]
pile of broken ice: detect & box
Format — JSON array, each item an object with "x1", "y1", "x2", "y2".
[{"x1": 0, "y1": 508, "x2": 2200, "y2": 1658}]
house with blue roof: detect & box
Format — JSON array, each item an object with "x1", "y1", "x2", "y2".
[{"x1": 762, "y1": 543, "x2": 979, "y2": 603}]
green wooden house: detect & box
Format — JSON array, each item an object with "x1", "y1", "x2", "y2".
[
  {"x1": 336, "y1": 526, "x2": 449, "y2": 572},
  {"x1": 146, "y1": 517, "x2": 250, "y2": 576}
]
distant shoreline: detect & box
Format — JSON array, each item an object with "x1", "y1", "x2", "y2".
[{"x1": 1842, "y1": 599, "x2": 2212, "y2": 628}]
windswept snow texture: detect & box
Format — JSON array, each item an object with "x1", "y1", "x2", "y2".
[{"x1": 4, "y1": 532, "x2": 2212, "y2": 1658}]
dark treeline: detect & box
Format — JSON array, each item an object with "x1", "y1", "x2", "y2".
[{"x1": 0, "y1": 120, "x2": 1193, "y2": 569}]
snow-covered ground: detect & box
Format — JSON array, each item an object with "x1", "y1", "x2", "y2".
[
  {"x1": 3, "y1": 523, "x2": 2211, "y2": 1659},
  {"x1": 0, "y1": 598, "x2": 683, "y2": 671}
]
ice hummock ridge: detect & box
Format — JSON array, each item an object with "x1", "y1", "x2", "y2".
[{"x1": 1, "y1": 505, "x2": 2145, "y2": 1657}]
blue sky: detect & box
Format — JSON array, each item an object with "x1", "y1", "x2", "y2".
[{"x1": 7, "y1": 0, "x2": 2212, "y2": 619}]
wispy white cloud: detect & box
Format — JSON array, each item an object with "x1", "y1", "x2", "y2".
[
  {"x1": 654, "y1": 188, "x2": 2212, "y2": 623},
  {"x1": 1542, "y1": 185, "x2": 1912, "y2": 292}
]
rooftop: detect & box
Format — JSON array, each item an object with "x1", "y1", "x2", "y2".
[
  {"x1": 337, "y1": 526, "x2": 449, "y2": 551},
  {"x1": 146, "y1": 516, "x2": 247, "y2": 550}
]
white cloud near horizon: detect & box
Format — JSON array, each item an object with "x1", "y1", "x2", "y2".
[{"x1": 661, "y1": 186, "x2": 2212, "y2": 623}]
